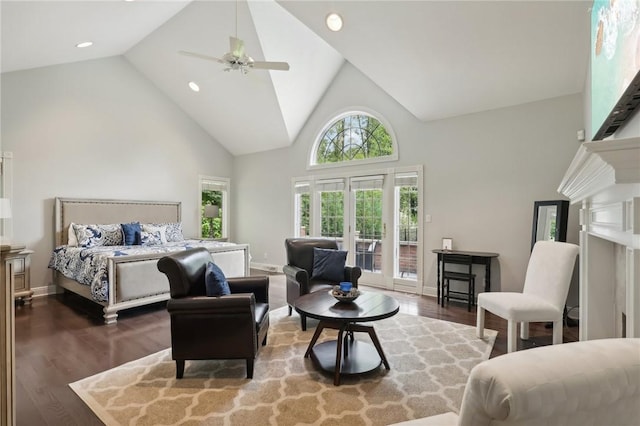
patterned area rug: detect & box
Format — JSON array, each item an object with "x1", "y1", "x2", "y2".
[{"x1": 70, "y1": 307, "x2": 496, "y2": 426}]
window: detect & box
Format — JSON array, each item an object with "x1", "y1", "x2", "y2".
[
  {"x1": 316, "y1": 179, "x2": 345, "y2": 241},
  {"x1": 294, "y1": 182, "x2": 310, "y2": 237},
  {"x1": 199, "y1": 176, "x2": 229, "y2": 239},
  {"x1": 311, "y1": 111, "x2": 397, "y2": 167}
]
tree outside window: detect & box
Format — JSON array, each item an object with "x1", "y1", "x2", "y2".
[{"x1": 316, "y1": 113, "x2": 394, "y2": 165}]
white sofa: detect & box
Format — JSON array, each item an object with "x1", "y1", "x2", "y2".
[{"x1": 390, "y1": 338, "x2": 640, "y2": 426}]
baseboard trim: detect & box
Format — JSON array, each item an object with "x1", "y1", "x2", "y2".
[
  {"x1": 421, "y1": 287, "x2": 437, "y2": 298},
  {"x1": 32, "y1": 284, "x2": 60, "y2": 298},
  {"x1": 250, "y1": 262, "x2": 282, "y2": 274}
]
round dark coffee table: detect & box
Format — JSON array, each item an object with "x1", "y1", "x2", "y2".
[{"x1": 294, "y1": 290, "x2": 399, "y2": 386}]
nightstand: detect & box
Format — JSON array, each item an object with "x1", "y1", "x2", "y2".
[{"x1": 7, "y1": 248, "x2": 33, "y2": 305}]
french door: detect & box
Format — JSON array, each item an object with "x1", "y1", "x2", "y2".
[
  {"x1": 305, "y1": 168, "x2": 422, "y2": 292},
  {"x1": 348, "y1": 175, "x2": 386, "y2": 286}
]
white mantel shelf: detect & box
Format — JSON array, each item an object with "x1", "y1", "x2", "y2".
[
  {"x1": 558, "y1": 136, "x2": 640, "y2": 341},
  {"x1": 559, "y1": 137, "x2": 640, "y2": 205}
]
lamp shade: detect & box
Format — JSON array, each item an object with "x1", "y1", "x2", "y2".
[
  {"x1": 204, "y1": 204, "x2": 219, "y2": 218},
  {"x1": 0, "y1": 198, "x2": 11, "y2": 219}
]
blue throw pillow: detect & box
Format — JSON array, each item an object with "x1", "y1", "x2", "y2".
[
  {"x1": 310, "y1": 247, "x2": 347, "y2": 282},
  {"x1": 205, "y1": 261, "x2": 231, "y2": 297},
  {"x1": 121, "y1": 222, "x2": 142, "y2": 245}
]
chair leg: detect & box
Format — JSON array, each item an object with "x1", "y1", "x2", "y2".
[
  {"x1": 520, "y1": 322, "x2": 529, "y2": 340},
  {"x1": 442, "y1": 279, "x2": 448, "y2": 307},
  {"x1": 476, "y1": 306, "x2": 485, "y2": 339},
  {"x1": 246, "y1": 359, "x2": 254, "y2": 379},
  {"x1": 176, "y1": 360, "x2": 185, "y2": 379},
  {"x1": 288, "y1": 305, "x2": 292, "y2": 316},
  {"x1": 507, "y1": 320, "x2": 517, "y2": 353},
  {"x1": 552, "y1": 320, "x2": 563, "y2": 345},
  {"x1": 301, "y1": 314, "x2": 307, "y2": 331},
  {"x1": 467, "y1": 278, "x2": 472, "y2": 312},
  {"x1": 471, "y1": 278, "x2": 475, "y2": 307}
]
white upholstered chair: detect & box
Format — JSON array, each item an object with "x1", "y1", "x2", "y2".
[{"x1": 476, "y1": 241, "x2": 579, "y2": 353}]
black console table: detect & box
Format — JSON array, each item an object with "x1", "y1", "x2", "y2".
[{"x1": 432, "y1": 249, "x2": 499, "y2": 305}]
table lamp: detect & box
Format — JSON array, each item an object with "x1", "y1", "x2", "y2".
[
  {"x1": 0, "y1": 198, "x2": 11, "y2": 245},
  {"x1": 204, "y1": 204, "x2": 219, "y2": 238}
]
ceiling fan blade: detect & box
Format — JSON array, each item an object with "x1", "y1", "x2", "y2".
[
  {"x1": 229, "y1": 36, "x2": 245, "y2": 57},
  {"x1": 178, "y1": 50, "x2": 224, "y2": 63},
  {"x1": 251, "y1": 61, "x2": 290, "y2": 71}
]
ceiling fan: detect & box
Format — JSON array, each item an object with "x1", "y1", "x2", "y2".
[
  {"x1": 179, "y1": 0, "x2": 289, "y2": 74},
  {"x1": 179, "y1": 36, "x2": 289, "y2": 74}
]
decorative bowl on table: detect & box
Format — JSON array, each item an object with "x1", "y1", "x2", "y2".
[{"x1": 330, "y1": 286, "x2": 361, "y2": 303}]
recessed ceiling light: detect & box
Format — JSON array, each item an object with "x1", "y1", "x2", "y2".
[
  {"x1": 75, "y1": 41, "x2": 93, "y2": 48},
  {"x1": 188, "y1": 81, "x2": 200, "y2": 92},
  {"x1": 326, "y1": 13, "x2": 343, "y2": 32}
]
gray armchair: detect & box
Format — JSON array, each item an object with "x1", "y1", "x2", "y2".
[
  {"x1": 283, "y1": 238, "x2": 362, "y2": 330},
  {"x1": 157, "y1": 247, "x2": 269, "y2": 379}
]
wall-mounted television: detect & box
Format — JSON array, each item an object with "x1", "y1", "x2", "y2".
[{"x1": 591, "y1": 0, "x2": 640, "y2": 140}]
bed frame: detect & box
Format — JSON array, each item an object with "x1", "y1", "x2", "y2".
[{"x1": 53, "y1": 197, "x2": 249, "y2": 324}]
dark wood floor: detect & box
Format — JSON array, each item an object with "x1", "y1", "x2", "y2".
[{"x1": 14, "y1": 274, "x2": 578, "y2": 426}]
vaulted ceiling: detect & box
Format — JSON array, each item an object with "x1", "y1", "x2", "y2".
[{"x1": 1, "y1": 0, "x2": 591, "y2": 156}]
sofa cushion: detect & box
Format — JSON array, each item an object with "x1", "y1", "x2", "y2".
[
  {"x1": 205, "y1": 261, "x2": 231, "y2": 297},
  {"x1": 310, "y1": 247, "x2": 347, "y2": 282}
]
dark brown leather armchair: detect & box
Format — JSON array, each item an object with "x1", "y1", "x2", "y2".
[
  {"x1": 283, "y1": 238, "x2": 362, "y2": 330},
  {"x1": 157, "y1": 247, "x2": 269, "y2": 379}
]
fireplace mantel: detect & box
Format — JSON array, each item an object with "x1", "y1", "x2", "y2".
[{"x1": 558, "y1": 136, "x2": 639, "y2": 340}]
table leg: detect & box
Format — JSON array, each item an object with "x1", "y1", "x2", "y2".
[
  {"x1": 436, "y1": 253, "x2": 441, "y2": 304},
  {"x1": 347, "y1": 323, "x2": 390, "y2": 370},
  {"x1": 484, "y1": 258, "x2": 491, "y2": 293},
  {"x1": 334, "y1": 325, "x2": 347, "y2": 386},
  {"x1": 304, "y1": 321, "x2": 327, "y2": 358},
  {"x1": 343, "y1": 331, "x2": 350, "y2": 358}
]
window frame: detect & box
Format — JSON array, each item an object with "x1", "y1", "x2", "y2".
[
  {"x1": 292, "y1": 181, "x2": 311, "y2": 237},
  {"x1": 308, "y1": 108, "x2": 398, "y2": 170}
]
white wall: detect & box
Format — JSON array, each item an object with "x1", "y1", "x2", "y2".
[
  {"x1": 234, "y1": 62, "x2": 584, "y2": 297},
  {"x1": 1, "y1": 56, "x2": 233, "y2": 291}
]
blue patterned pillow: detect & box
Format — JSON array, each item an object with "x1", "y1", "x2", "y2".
[
  {"x1": 141, "y1": 224, "x2": 167, "y2": 245},
  {"x1": 310, "y1": 248, "x2": 347, "y2": 282},
  {"x1": 149, "y1": 222, "x2": 184, "y2": 242},
  {"x1": 74, "y1": 224, "x2": 124, "y2": 247},
  {"x1": 140, "y1": 229, "x2": 163, "y2": 246},
  {"x1": 205, "y1": 262, "x2": 230, "y2": 296},
  {"x1": 121, "y1": 222, "x2": 142, "y2": 245}
]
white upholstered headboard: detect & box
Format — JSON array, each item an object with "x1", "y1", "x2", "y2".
[{"x1": 54, "y1": 198, "x2": 181, "y2": 247}]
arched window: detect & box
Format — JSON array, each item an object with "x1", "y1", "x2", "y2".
[{"x1": 311, "y1": 111, "x2": 397, "y2": 167}]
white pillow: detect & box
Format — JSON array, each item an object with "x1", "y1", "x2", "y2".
[{"x1": 67, "y1": 223, "x2": 79, "y2": 247}]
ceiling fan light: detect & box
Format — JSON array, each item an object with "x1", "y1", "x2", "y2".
[
  {"x1": 326, "y1": 13, "x2": 343, "y2": 32},
  {"x1": 75, "y1": 41, "x2": 93, "y2": 48},
  {"x1": 188, "y1": 81, "x2": 200, "y2": 92}
]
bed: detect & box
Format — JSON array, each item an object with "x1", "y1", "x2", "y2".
[{"x1": 50, "y1": 197, "x2": 249, "y2": 324}]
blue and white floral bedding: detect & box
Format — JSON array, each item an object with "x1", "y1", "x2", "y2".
[{"x1": 48, "y1": 240, "x2": 235, "y2": 302}]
